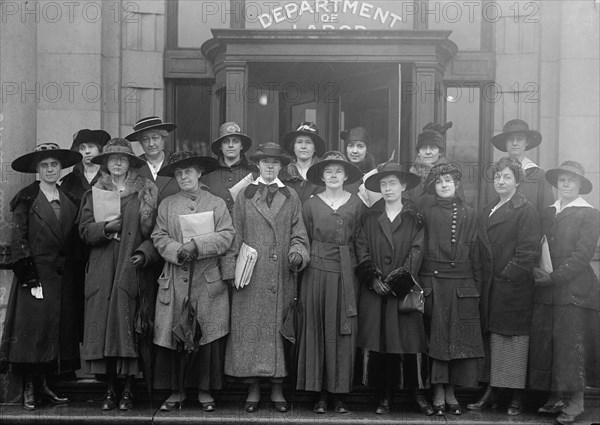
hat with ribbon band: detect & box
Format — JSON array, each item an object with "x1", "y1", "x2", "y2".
[
  {"x1": 545, "y1": 160, "x2": 593, "y2": 195},
  {"x1": 91, "y1": 138, "x2": 146, "y2": 169},
  {"x1": 491, "y1": 119, "x2": 542, "y2": 152},
  {"x1": 158, "y1": 151, "x2": 219, "y2": 177},
  {"x1": 249, "y1": 142, "x2": 292, "y2": 166},
  {"x1": 282, "y1": 122, "x2": 326, "y2": 158},
  {"x1": 70, "y1": 129, "x2": 111, "y2": 151},
  {"x1": 125, "y1": 116, "x2": 177, "y2": 142},
  {"x1": 306, "y1": 151, "x2": 362, "y2": 186},
  {"x1": 364, "y1": 162, "x2": 420, "y2": 192},
  {"x1": 211, "y1": 122, "x2": 252, "y2": 156}
]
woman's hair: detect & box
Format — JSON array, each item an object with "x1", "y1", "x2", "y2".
[
  {"x1": 141, "y1": 129, "x2": 169, "y2": 138},
  {"x1": 493, "y1": 157, "x2": 524, "y2": 183}
]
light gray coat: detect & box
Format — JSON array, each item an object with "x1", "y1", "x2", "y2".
[
  {"x1": 152, "y1": 186, "x2": 234, "y2": 350},
  {"x1": 222, "y1": 185, "x2": 310, "y2": 378}
]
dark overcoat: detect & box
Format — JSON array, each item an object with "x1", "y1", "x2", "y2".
[
  {"x1": 200, "y1": 156, "x2": 258, "y2": 211},
  {"x1": 419, "y1": 196, "x2": 484, "y2": 361},
  {"x1": 60, "y1": 163, "x2": 101, "y2": 205},
  {"x1": 0, "y1": 182, "x2": 79, "y2": 372},
  {"x1": 279, "y1": 161, "x2": 323, "y2": 203},
  {"x1": 138, "y1": 151, "x2": 180, "y2": 204},
  {"x1": 478, "y1": 190, "x2": 540, "y2": 336},
  {"x1": 78, "y1": 173, "x2": 159, "y2": 361},
  {"x1": 221, "y1": 183, "x2": 310, "y2": 378},
  {"x1": 355, "y1": 199, "x2": 427, "y2": 354}
]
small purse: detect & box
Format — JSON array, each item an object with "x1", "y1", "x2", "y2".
[{"x1": 398, "y1": 282, "x2": 425, "y2": 314}]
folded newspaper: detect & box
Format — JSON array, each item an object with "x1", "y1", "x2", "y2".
[
  {"x1": 234, "y1": 242, "x2": 258, "y2": 289},
  {"x1": 179, "y1": 211, "x2": 214, "y2": 243}
]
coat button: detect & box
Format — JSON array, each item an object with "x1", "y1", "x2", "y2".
[
  {"x1": 433, "y1": 271, "x2": 439, "y2": 276},
  {"x1": 268, "y1": 285, "x2": 275, "y2": 292},
  {"x1": 272, "y1": 254, "x2": 278, "y2": 261},
  {"x1": 182, "y1": 266, "x2": 188, "y2": 271},
  {"x1": 183, "y1": 278, "x2": 188, "y2": 282},
  {"x1": 190, "y1": 206, "x2": 195, "y2": 211},
  {"x1": 450, "y1": 262, "x2": 456, "y2": 268},
  {"x1": 191, "y1": 197, "x2": 196, "y2": 201},
  {"x1": 384, "y1": 257, "x2": 392, "y2": 265},
  {"x1": 228, "y1": 177, "x2": 233, "y2": 181}
]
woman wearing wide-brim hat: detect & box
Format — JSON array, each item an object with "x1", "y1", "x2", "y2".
[
  {"x1": 280, "y1": 122, "x2": 327, "y2": 203},
  {"x1": 151, "y1": 152, "x2": 234, "y2": 412},
  {"x1": 222, "y1": 142, "x2": 309, "y2": 413},
  {"x1": 200, "y1": 122, "x2": 258, "y2": 211},
  {"x1": 0, "y1": 143, "x2": 82, "y2": 410},
  {"x1": 78, "y1": 138, "x2": 159, "y2": 411},
  {"x1": 528, "y1": 161, "x2": 600, "y2": 425},
  {"x1": 125, "y1": 116, "x2": 180, "y2": 204},
  {"x1": 485, "y1": 119, "x2": 554, "y2": 214},
  {"x1": 355, "y1": 163, "x2": 432, "y2": 416},
  {"x1": 296, "y1": 152, "x2": 362, "y2": 413},
  {"x1": 418, "y1": 163, "x2": 484, "y2": 416}
]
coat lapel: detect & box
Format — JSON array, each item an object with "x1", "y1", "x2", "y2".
[
  {"x1": 32, "y1": 192, "x2": 64, "y2": 248},
  {"x1": 554, "y1": 207, "x2": 579, "y2": 224},
  {"x1": 58, "y1": 190, "x2": 77, "y2": 242},
  {"x1": 377, "y1": 212, "x2": 394, "y2": 248},
  {"x1": 252, "y1": 191, "x2": 277, "y2": 230}
]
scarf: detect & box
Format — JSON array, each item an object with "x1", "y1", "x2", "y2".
[
  {"x1": 95, "y1": 169, "x2": 158, "y2": 238},
  {"x1": 410, "y1": 155, "x2": 450, "y2": 183}
]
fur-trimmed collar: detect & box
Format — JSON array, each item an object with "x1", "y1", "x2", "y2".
[
  {"x1": 10, "y1": 181, "x2": 77, "y2": 212},
  {"x1": 410, "y1": 155, "x2": 450, "y2": 183},
  {"x1": 364, "y1": 198, "x2": 424, "y2": 227},
  {"x1": 94, "y1": 169, "x2": 158, "y2": 238}
]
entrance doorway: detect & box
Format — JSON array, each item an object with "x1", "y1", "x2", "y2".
[{"x1": 246, "y1": 62, "x2": 400, "y2": 164}]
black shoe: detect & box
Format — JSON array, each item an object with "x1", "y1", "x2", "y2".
[
  {"x1": 38, "y1": 378, "x2": 70, "y2": 404},
  {"x1": 433, "y1": 404, "x2": 446, "y2": 415},
  {"x1": 23, "y1": 377, "x2": 37, "y2": 411},
  {"x1": 244, "y1": 401, "x2": 259, "y2": 413},
  {"x1": 313, "y1": 400, "x2": 327, "y2": 414},
  {"x1": 333, "y1": 398, "x2": 350, "y2": 414},
  {"x1": 506, "y1": 393, "x2": 523, "y2": 416},
  {"x1": 272, "y1": 401, "x2": 288, "y2": 412},
  {"x1": 160, "y1": 400, "x2": 184, "y2": 411},
  {"x1": 119, "y1": 391, "x2": 134, "y2": 411},
  {"x1": 101, "y1": 390, "x2": 117, "y2": 410},
  {"x1": 446, "y1": 402, "x2": 462, "y2": 415},
  {"x1": 467, "y1": 386, "x2": 497, "y2": 410},
  {"x1": 414, "y1": 390, "x2": 434, "y2": 416},
  {"x1": 375, "y1": 395, "x2": 391, "y2": 415}
]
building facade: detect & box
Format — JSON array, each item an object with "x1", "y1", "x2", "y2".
[{"x1": 0, "y1": 0, "x2": 599, "y2": 397}]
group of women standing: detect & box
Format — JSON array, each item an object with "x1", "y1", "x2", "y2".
[{"x1": 0, "y1": 117, "x2": 598, "y2": 425}]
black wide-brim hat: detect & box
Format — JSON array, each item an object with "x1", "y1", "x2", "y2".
[
  {"x1": 91, "y1": 138, "x2": 146, "y2": 169},
  {"x1": 491, "y1": 119, "x2": 542, "y2": 152},
  {"x1": 70, "y1": 129, "x2": 111, "y2": 150},
  {"x1": 364, "y1": 162, "x2": 421, "y2": 192},
  {"x1": 211, "y1": 122, "x2": 252, "y2": 156},
  {"x1": 545, "y1": 161, "x2": 593, "y2": 195},
  {"x1": 125, "y1": 116, "x2": 177, "y2": 142},
  {"x1": 158, "y1": 151, "x2": 219, "y2": 177},
  {"x1": 306, "y1": 151, "x2": 362, "y2": 186},
  {"x1": 282, "y1": 122, "x2": 326, "y2": 158},
  {"x1": 249, "y1": 142, "x2": 292, "y2": 166},
  {"x1": 12, "y1": 143, "x2": 82, "y2": 173}
]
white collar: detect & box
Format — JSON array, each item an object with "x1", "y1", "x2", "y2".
[
  {"x1": 551, "y1": 196, "x2": 593, "y2": 214},
  {"x1": 146, "y1": 157, "x2": 165, "y2": 180},
  {"x1": 521, "y1": 156, "x2": 538, "y2": 170},
  {"x1": 253, "y1": 176, "x2": 285, "y2": 187}
]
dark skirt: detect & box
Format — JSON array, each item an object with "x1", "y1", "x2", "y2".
[
  {"x1": 356, "y1": 349, "x2": 429, "y2": 390},
  {"x1": 153, "y1": 337, "x2": 226, "y2": 391},
  {"x1": 430, "y1": 358, "x2": 478, "y2": 387},
  {"x1": 529, "y1": 304, "x2": 600, "y2": 391},
  {"x1": 296, "y1": 265, "x2": 356, "y2": 393}
]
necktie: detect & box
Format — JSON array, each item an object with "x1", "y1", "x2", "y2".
[{"x1": 258, "y1": 182, "x2": 279, "y2": 208}]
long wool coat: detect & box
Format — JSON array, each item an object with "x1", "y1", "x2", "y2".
[
  {"x1": 221, "y1": 184, "x2": 310, "y2": 378},
  {"x1": 529, "y1": 204, "x2": 600, "y2": 390},
  {"x1": 151, "y1": 185, "x2": 234, "y2": 350},
  {"x1": 0, "y1": 182, "x2": 80, "y2": 372},
  {"x1": 418, "y1": 196, "x2": 484, "y2": 361},
  {"x1": 78, "y1": 171, "x2": 159, "y2": 361},
  {"x1": 479, "y1": 190, "x2": 540, "y2": 336},
  {"x1": 355, "y1": 199, "x2": 427, "y2": 354}
]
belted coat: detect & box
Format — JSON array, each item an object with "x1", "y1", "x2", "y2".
[
  {"x1": 151, "y1": 186, "x2": 234, "y2": 350},
  {"x1": 221, "y1": 183, "x2": 310, "y2": 378},
  {"x1": 478, "y1": 190, "x2": 540, "y2": 336}
]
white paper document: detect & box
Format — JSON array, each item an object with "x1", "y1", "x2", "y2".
[
  {"x1": 228, "y1": 173, "x2": 254, "y2": 202},
  {"x1": 234, "y1": 242, "x2": 258, "y2": 289},
  {"x1": 179, "y1": 211, "x2": 215, "y2": 243},
  {"x1": 92, "y1": 186, "x2": 120, "y2": 222}
]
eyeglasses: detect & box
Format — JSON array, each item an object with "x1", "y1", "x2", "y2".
[{"x1": 141, "y1": 135, "x2": 163, "y2": 144}]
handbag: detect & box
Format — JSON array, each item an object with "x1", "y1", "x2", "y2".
[{"x1": 398, "y1": 282, "x2": 425, "y2": 314}]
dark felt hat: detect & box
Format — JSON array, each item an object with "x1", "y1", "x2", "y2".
[
  {"x1": 158, "y1": 151, "x2": 219, "y2": 177},
  {"x1": 546, "y1": 161, "x2": 593, "y2": 195},
  {"x1": 306, "y1": 151, "x2": 362, "y2": 186},
  {"x1": 491, "y1": 119, "x2": 542, "y2": 152},
  {"x1": 364, "y1": 162, "x2": 420, "y2": 192},
  {"x1": 416, "y1": 122, "x2": 453, "y2": 151},
  {"x1": 70, "y1": 129, "x2": 111, "y2": 151},
  {"x1": 91, "y1": 138, "x2": 146, "y2": 168},
  {"x1": 12, "y1": 143, "x2": 82, "y2": 173},
  {"x1": 282, "y1": 122, "x2": 326, "y2": 157},
  {"x1": 125, "y1": 116, "x2": 177, "y2": 142},
  {"x1": 211, "y1": 122, "x2": 252, "y2": 156},
  {"x1": 423, "y1": 162, "x2": 463, "y2": 194},
  {"x1": 249, "y1": 143, "x2": 291, "y2": 166},
  {"x1": 340, "y1": 126, "x2": 370, "y2": 145}
]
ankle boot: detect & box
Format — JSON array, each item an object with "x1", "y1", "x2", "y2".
[
  {"x1": 507, "y1": 390, "x2": 524, "y2": 416},
  {"x1": 23, "y1": 376, "x2": 37, "y2": 411},
  {"x1": 467, "y1": 386, "x2": 497, "y2": 410},
  {"x1": 38, "y1": 376, "x2": 70, "y2": 404}
]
